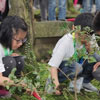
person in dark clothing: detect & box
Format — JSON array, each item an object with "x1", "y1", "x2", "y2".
[{"x1": 81, "y1": 11, "x2": 100, "y2": 90}]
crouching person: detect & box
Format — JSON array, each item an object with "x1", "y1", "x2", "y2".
[
  {"x1": 81, "y1": 11, "x2": 100, "y2": 92},
  {"x1": 0, "y1": 16, "x2": 28, "y2": 98},
  {"x1": 47, "y1": 13, "x2": 98, "y2": 95}
]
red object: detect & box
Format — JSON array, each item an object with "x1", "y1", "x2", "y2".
[
  {"x1": 0, "y1": 89, "x2": 9, "y2": 96},
  {"x1": 74, "y1": 0, "x2": 78, "y2": 6},
  {"x1": 67, "y1": 18, "x2": 75, "y2": 22},
  {"x1": 32, "y1": 91, "x2": 42, "y2": 100}
]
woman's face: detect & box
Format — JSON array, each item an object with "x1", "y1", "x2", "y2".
[{"x1": 12, "y1": 29, "x2": 27, "y2": 50}]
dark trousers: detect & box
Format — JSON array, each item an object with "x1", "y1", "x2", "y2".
[
  {"x1": 82, "y1": 60, "x2": 96, "y2": 83},
  {"x1": 58, "y1": 60, "x2": 95, "y2": 83},
  {"x1": 2, "y1": 56, "x2": 24, "y2": 77},
  {"x1": 58, "y1": 61, "x2": 83, "y2": 83},
  {"x1": 39, "y1": 0, "x2": 48, "y2": 20}
]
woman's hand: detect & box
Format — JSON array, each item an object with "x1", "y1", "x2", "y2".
[
  {"x1": 93, "y1": 62, "x2": 100, "y2": 72},
  {"x1": 55, "y1": 90, "x2": 61, "y2": 95},
  {"x1": 55, "y1": 85, "x2": 61, "y2": 95}
]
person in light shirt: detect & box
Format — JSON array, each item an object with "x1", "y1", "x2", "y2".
[{"x1": 48, "y1": 13, "x2": 99, "y2": 95}]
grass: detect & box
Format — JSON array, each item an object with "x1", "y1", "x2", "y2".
[{"x1": 0, "y1": 80, "x2": 100, "y2": 100}]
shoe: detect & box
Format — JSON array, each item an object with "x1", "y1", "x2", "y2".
[
  {"x1": 58, "y1": 19, "x2": 66, "y2": 21},
  {"x1": 68, "y1": 77, "x2": 84, "y2": 93},
  {"x1": 82, "y1": 83, "x2": 98, "y2": 92},
  {"x1": 68, "y1": 83, "x2": 80, "y2": 93}
]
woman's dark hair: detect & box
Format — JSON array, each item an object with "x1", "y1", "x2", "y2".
[
  {"x1": 74, "y1": 13, "x2": 94, "y2": 34},
  {"x1": 93, "y1": 11, "x2": 100, "y2": 32},
  {"x1": 0, "y1": 16, "x2": 28, "y2": 49}
]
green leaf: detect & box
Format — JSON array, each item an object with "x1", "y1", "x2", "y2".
[
  {"x1": 6, "y1": 85, "x2": 10, "y2": 90},
  {"x1": 88, "y1": 56, "x2": 96, "y2": 63}
]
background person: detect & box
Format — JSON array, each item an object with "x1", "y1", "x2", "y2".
[
  {"x1": 48, "y1": 0, "x2": 67, "y2": 21},
  {"x1": 82, "y1": 0, "x2": 100, "y2": 13}
]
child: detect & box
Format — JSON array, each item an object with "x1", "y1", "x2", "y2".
[
  {"x1": 48, "y1": 13, "x2": 98, "y2": 95},
  {"x1": 74, "y1": 13, "x2": 100, "y2": 92},
  {"x1": 0, "y1": 16, "x2": 28, "y2": 97},
  {"x1": 83, "y1": 11, "x2": 100, "y2": 83}
]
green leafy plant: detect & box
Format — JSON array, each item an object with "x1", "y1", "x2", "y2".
[{"x1": 66, "y1": 26, "x2": 100, "y2": 65}]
